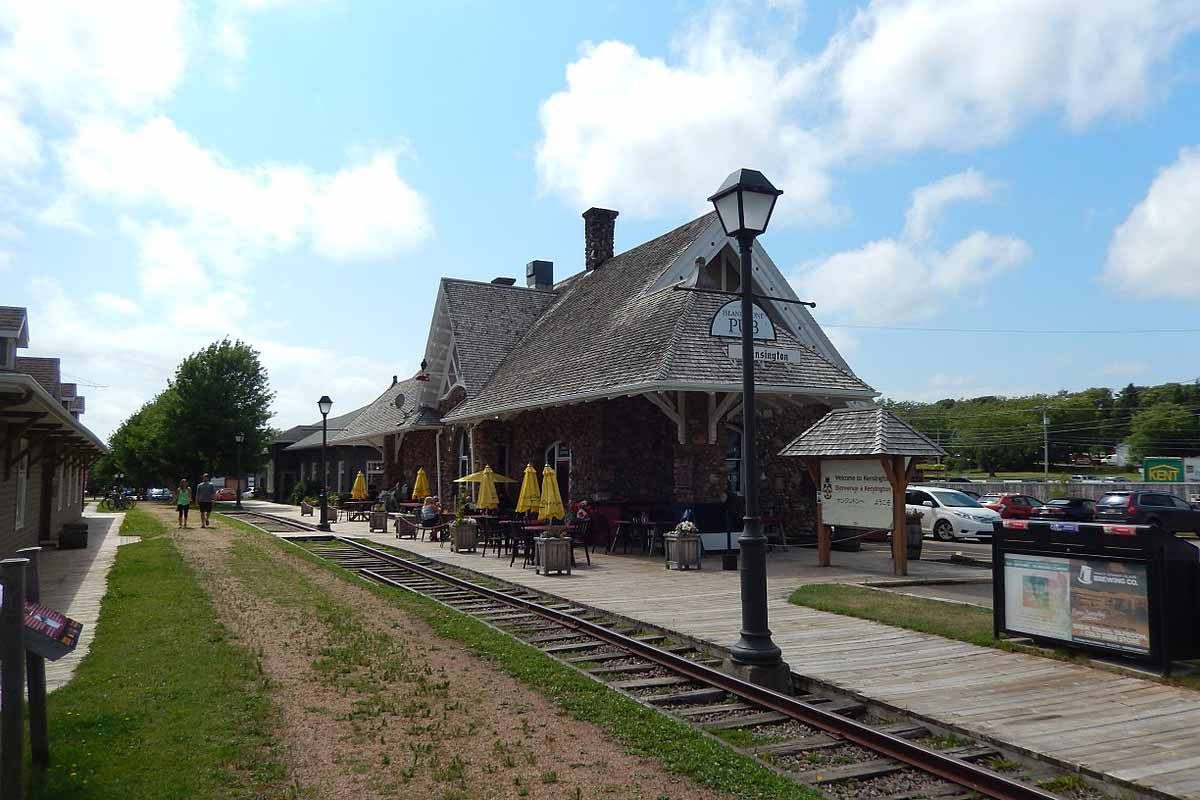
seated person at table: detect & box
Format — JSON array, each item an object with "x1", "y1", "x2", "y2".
[{"x1": 420, "y1": 496, "x2": 441, "y2": 525}]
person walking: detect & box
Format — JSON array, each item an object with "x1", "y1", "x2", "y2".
[
  {"x1": 196, "y1": 473, "x2": 216, "y2": 528},
  {"x1": 175, "y1": 479, "x2": 192, "y2": 528}
]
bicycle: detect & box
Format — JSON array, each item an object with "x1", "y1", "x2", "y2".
[{"x1": 105, "y1": 491, "x2": 134, "y2": 511}]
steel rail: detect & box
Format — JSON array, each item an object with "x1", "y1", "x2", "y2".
[{"x1": 225, "y1": 512, "x2": 1057, "y2": 800}]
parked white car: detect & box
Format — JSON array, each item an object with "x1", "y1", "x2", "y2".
[{"x1": 905, "y1": 485, "x2": 1001, "y2": 542}]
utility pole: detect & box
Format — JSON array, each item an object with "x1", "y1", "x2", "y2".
[{"x1": 1043, "y1": 408, "x2": 1050, "y2": 479}]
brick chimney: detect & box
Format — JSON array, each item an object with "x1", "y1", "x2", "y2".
[{"x1": 583, "y1": 207, "x2": 619, "y2": 271}]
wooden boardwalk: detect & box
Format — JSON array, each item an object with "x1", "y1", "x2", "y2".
[
  {"x1": 39, "y1": 505, "x2": 134, "y2": 692},
  {"x1": 249, "y1": 503, "x2": 1200, "y2": 799}
]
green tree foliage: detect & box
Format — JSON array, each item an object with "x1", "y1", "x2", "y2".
[
  {"x1": 101, "y1": 339, "x2": 275, "y2": 488},
  {"x1": 1126, "y1": 402, "x2": 1200, "y2": 461}
]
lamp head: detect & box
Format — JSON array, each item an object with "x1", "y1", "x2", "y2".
[
  {"x1": 317, "y1": 395, "x2": 333, "y2": 416},
  {"x1": 707, "y1": 168, "x2": 782, "y2": 238}
]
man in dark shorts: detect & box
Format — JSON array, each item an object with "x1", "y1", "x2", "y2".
[{"x1": 196, "y1": 473, "x2": 216, "y2": 528}]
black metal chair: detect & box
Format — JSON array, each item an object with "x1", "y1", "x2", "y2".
[
  {"x1": 569, "y1": 519, "x2": 591, "y2": 566},
  {"x1": 510, "y1": 530, "x2": 536, "y2": 569},
  {"x1": 480, "y1": 516, "x2": 506, "y2": 557}
]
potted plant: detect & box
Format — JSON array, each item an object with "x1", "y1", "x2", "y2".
[
  {"x1": 535, "y1": 524, "x2": 572, "y2": 575},
  {"x1": 664, "y1": 520, "x2": 702, "y2": 570},
  {"x1": 448, "y1": 499, "x2": 478, "y2": 553},
  {"x1": 905, "y1": 509, "x2": 924, "y2": 560}
]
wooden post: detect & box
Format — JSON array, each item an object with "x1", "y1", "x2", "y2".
[
  {"x1": 1, "y1": 557, "x2": 29, "y2": 798},
  {"x1": 881, "y1": 456, "x2": 908, "y2": 576},
  {"x1": 17, "y1": 547, "x2": 48, "y2": 768},
  {"x1": 802, "y1": 459, "x2": 831, "y2": 566}
]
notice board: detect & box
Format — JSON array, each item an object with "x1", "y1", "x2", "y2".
[
  {"x1": 1003, "y1": 554, "x2": 1150, "y2": 655},
  {"x1": 820, "y1": 459, "x2": 892, "y2": 529}
]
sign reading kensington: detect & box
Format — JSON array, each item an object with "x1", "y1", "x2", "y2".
[
  {"x1": 819, "y1": 459, "x2": 893, "y2": 529},
  {"x1": 709, "y1": 300, "x2": 776, "y2": 341}
]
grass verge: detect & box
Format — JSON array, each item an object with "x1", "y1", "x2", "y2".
[
  {"x1": 218, "y1": 514, "x2": 822, "y2": 800},
  {"x1": 108, "y1": 504, "x2": 170, "y2": 538},
  {"x1": 31, "y1": 533, "x2": 286, "y2": 799},
  {"x1": 788, "y1": 583, "x2": 1200, "y2": 691}
]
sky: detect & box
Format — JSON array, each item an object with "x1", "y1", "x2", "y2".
[{"x1": 3, "y1": 0, "x2": 1200, "y2": 442}]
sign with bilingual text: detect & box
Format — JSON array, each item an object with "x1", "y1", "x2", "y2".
[{"x1": 819, "y1": 459, "x2": 892, "y2": 529}]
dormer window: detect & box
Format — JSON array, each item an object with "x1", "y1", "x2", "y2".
[{"x1": 696, "y1": 246, "x2": 741, "y2": 292}]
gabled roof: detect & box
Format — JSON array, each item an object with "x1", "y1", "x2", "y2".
[
  {"x1": 15, "y1": 356, "x2": 60, "y2": 398},
  {"x1": 273, "y1": 424, "x2": 318, "y2": 445},
  {"x1": 283, "y1": 404, "x2": 371, "y2": 451},
  {"x1": 0, "y1": 306, "x2": 29, "y2": 347},
  {"x1": 440, "y1": 280, "x2": 557, "y2": 395},
  {"x1": 443, "y1": 214, "x2": 874, "y2": 422},
  {"x1": 779, "y1": 408, "x2": 946, "y2": 458},
  {"x1": 331, "y1": 375, "x2": 441, "y2": 445}
]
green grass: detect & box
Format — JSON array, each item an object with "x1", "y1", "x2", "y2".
[
  {"x1": 110, "y1": 505, "x2": 170, "y2": 538},
  {"x1": 219, "y1": 514, "x2": 822, "y2": 800},
  {"x1": 30, "y1": 534, "x2": 286, "y2": 799}
]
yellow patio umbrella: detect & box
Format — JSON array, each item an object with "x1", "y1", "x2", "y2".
[
  {"x1": 516, "y1": 464, "x2": 541, "y2": 514},
  {"x1": 351, "y1": 470, "x2": 368, "y2": 500},
  {"x1": 538, "y1": 465, "x2": 565, "y2": 522},
  {"x1": 475, "y1": 465, "x2": 500, "y2": 510},
  {"x1": 411, "y1": 467, "x2": 431, "y2": 501},
  {"x1": 452, "y1": 468, "x2": 517, "y2": 484}
]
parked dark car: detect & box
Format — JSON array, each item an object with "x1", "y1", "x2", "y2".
[
  {"x1": 1032, "y1": 498, "x2": 1095, "y2": 522},
  {"x1": 1094, "y1": 491, "x2": 1200, "y2": 532}
]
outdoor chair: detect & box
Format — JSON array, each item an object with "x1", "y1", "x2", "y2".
[
  {"x1": 569, "y1": 519, "x2": 591, "y2": 566},
  {"x1": 510, "y1": 530, "x2": 535, "y2": 569},
  {"x1": 480, "y1": 517, "x2": 507, "y2": 557}
]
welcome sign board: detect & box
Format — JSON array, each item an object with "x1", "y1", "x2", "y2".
[{"x1": 819, "y1": 459, "x2": 892, "y2": 529}]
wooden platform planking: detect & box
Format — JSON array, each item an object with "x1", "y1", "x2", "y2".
[{"x1": 248, "y1": 504, "x2": 1200, "y2": 800}]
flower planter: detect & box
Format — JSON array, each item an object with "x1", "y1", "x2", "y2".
[
  {"x1": 536, "y1": 536, "x2": 572, "y2": 576},
  {"x1": 906, "y1": 521, "x2": 924, "y2": 561},
  {"x1": 300, "y1": 501, "x2": 314, "y2": 516},
  {"x1": 60, "y1": 522, "x2": 89, "y2": 550},
  {"x1": 664, "y1": 532, "x2": 702, "y2": 570},
  {"x1": 369, "y1": 510, "x2": 389, "y2": 532},
  {"x1": 449, "y1": 521, "x2": 478, "y2": 553}
]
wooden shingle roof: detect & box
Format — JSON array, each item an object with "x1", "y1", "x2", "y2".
[
  {"x1": 331, "y1": 375, "x2": 441, "y2": 444},
  {"x1": 779, "y1": 408, "x2": 946, "y2": 458}
]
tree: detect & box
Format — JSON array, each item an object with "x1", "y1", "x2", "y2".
[
  {"x1": 1125, "y1": 402, "x2": 1200, "y2": 462},
  {"x1": 164, "y1": 338, "x2": 275, "y2": 479},
  {"x1": 105, "y1": 390, "x2": 177, "y2": 489}
]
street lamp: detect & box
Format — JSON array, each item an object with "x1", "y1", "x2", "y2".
[
  {"x1": 234, "y1": 432, "x2": 245, "y2": 510},
  {"x1": 708, "y1": 168, "x2": 789, "y2": 689},
  {"x1": 317, "y1": 395, "x2": 333, "y2": 532}
]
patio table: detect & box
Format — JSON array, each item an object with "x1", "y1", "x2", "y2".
[{"x1": 342, "y1": 500, "x2": 373, "y2": 521}]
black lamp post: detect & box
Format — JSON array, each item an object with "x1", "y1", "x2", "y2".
[
  {"x1": 234, "y1": 432, "x2": 245, "y2": 510},
  {"x1": 317, "y1": 395, "x2": 333, "y2": 531},
  {"x1": 708, "y1": 168, "x2": 789, "y2": 686}
]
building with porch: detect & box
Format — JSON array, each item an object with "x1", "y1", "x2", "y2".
[
  {"x1": 334, "y1": 210, "x2": 876, "y2": 545},
  {"x1": 0, "y1": 307, "x2": 104, "y2": 554},
  {"x1": 266, "y1": 402, "x2": 378, "y2": 502}
]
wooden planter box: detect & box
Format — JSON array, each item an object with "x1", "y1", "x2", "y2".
[
  {"x1": 449, "y1": 521, "x2": 478, "y2": 553},
  {"x1": 369, "y1": 510, "x2": 389, "y2": 532},
  {"x1": 300, "y1": 501, "x2": 314, "y2": 516},
  {"x1": 60, "y1": 522, "x2": 88, "y2": 550},
  {"x1": 906, "y1": 522, "x2": 924, "y2": 561},
  {"x1": 536, "y1": 536, "x2": 572, "y2": 575},
  {"x1": 664, "y1": 532, "x2": 702, "y2": 570}
]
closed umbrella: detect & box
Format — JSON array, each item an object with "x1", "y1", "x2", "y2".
[
  {"x1": 351, "y1": 470, "x2": 368, "y2": 500},
  {"x1": 538, "y1": 465, "x2": 565, "y2": 523},
  {"x1": 516, "y1": 464, "x2": 540, "y2": 514},
  {"x1": 476, "y1": 465, "x2": 500, "y2": 510},
  {"x1": 412, "y1": 467, "x2": 430, "y2": 501}
]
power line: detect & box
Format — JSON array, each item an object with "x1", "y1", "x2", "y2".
[{"x1": 825, "y1": 324, "x2": 1200, "y2": 334}]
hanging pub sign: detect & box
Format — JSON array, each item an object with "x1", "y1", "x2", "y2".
[
  {"x1": 24, "y1": 600, "x2": 83, "y2": 661},
  {"x1": 709, "y1": 300, "x2": 776, "y2": 341}
]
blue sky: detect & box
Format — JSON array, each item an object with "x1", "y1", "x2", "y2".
[{"x1": 4, "y1": 1, "x2": 1200, "y2": 440}]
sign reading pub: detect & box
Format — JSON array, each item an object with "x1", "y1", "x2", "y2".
[{"x1": 710, "y1": 300, "x2": 776, "y2": 341}]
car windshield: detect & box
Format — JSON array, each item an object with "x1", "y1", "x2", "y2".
[
  {"x1": 1098, "y1": 493, "x2": 1130, "y2": 505},
  {"x1": 978, "y1": 495, "x2": 1001, "y2": 503},
  {"x1": 931, "y1": 490, "x2": 984, "y2": 508}
]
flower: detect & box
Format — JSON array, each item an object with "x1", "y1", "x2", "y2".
[{"x1": 674, "y1": 520, "x2": 697, "y2": 533}]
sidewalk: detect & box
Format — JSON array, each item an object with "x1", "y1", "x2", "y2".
[{"x1": 244, "y1": 500, "x2": 1200, "y2": 799}]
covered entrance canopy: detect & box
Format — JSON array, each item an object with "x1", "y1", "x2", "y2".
[{"x1": 781, "y1": 408, "x2": 945, "y2": 575}]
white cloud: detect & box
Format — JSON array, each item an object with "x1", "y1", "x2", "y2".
[
  {"x1": 91, "y1": 292, "x2": 139, "y2": 315},
  {"x1": 536, "y1": 2, "x2": 1199, "y2": 219},
  {"x1": 0, "y1": 221, "x2": 20, "y2": 241},
  {"x1": 536, "y1": 14, "x2": 834, "y2": 222},
  {"x1": 1104, "y1": 147, "x2": 1200, "y2": 299},
  {"x1": 791, "y1": 170, "x2": 1030, "y2": 321},
  {"x1": 213, "y1": 22, "x2": 248, "y2": 62},
  {"x1": 0, "y1": 250, "x2": 10, "y2": 271}
]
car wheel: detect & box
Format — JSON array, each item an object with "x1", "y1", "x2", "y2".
[{"x1": 934, "y1": 520, "x2": 956, "y2": 542}]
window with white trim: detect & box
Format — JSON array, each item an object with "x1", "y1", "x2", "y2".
[
  {"x1": 14, "y1": 438, "x2": 28, "y2": 530},
  {"x1": 456, "y1": 430, "x2": 471, "y2": 479}
]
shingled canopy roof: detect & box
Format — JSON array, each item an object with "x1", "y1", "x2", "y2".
[
  {"x1": 332, "y1": 375, "x2": 441, "y2": 446},
  {"x1": 779, "y1": 407, "x2": 946, "y2": 458},
  {"x1": 443, "y1": 214, "x2": 874, "y2": 423}
]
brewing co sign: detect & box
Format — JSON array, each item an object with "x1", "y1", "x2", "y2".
[
  {"x1": 709, "y1": 300, "x2": 776, "y2": 341},
  {"x1": 819, "y1": 459, "x2": 892, "y2": 529}
]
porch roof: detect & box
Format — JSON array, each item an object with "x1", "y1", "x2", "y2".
[
  {"x1": 0, "y1": 372, "x2": 107, "y2": 456},
  {"x1": 282, "y1": 403, "x2": 371, "y2": 451},
  {"x1": 442, "y1": 214, "x2": 875, "y2": 423},
  {"x1": 779, "y1": 407, "x2": 946, "y2": 458}
]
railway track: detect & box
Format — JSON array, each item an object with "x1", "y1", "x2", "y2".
[{"x1": 223, "y1": 510, "x2": 1112, "y2": 800}]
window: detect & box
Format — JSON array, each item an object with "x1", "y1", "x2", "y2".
[
  {"x1": 1170, "y1": 496, "x2": 1192, "y2": 510},
  {"x1": 1141, "y1": 494, "x2": 1166, "y2": 507},
  {"x1": 14, "y1": 439, "x2": 28, "y2": 530},
  {"x1": 724, "y1": 427, "x2": 742, "y2": 497},
  {"x1": 907, "y1": 490, "x2": 936, "y2": 507},
  {"x1": 456, "y1": 430, "x2": 471, "y2": 479},
  {"x1": 930, "y1": 490, "x2": 983, "y2": 508}
]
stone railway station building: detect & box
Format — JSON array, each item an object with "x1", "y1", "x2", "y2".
[
  {"x1": 0, "y1": 307, "x2": 104, "y2": 554},
  {"x1": 282, "y1": 210, "x2": 876, "y2": 546}
]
